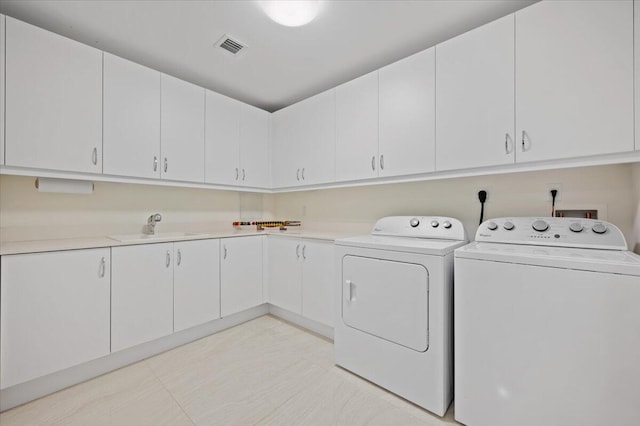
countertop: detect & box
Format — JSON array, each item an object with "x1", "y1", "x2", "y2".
[{"x1": 0, "y1": 229, "x2": 361, "y2": 256}]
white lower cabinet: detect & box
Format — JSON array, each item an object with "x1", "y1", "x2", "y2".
[
  {"x1": 220, "y1": 236, "x2": 264, "y2": 317},
  {"x1": 0, "y1": 249, "x2": 111, "y2": 389},
  {"x1": 173, "y1": 239, "x2": 221, "y2": 332},
  {"x1": 111, "y1": 243, "x2": 174, "y2": 352},
  {"x1": 301, "y1": 240, "x2": 334, "y2": 327},
  {"x1": 268, "y1": 238, "x2": 334, "y2": 327}
]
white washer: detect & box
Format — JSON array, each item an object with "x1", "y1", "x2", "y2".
[
  {"x1": 455, "y1": 217, "x2": 640, "y2": 426},
  {"x1": 334, "y1": 216, "x2": 468, "y2": 416}
]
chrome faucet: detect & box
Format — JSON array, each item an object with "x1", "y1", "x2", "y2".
[{"x1": 147, "y1": 213, "x2": 162, "y2": 235}]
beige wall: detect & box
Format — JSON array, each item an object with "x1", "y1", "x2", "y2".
[
  {"x1": 274, "y1": 164, "x2": 636, "y2": 244},
  {"x1": 0, "y1": 175, "x2": 273, "y2": 242},
  {"x1": 0, "y1": 164, "x2": 636, "y2": 247}
]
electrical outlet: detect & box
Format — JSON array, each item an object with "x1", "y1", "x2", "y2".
[{"x1": 546, "y1": 183, "x2": 562, "y2": 202}]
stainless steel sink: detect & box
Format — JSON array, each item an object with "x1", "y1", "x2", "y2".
[{"x1": 108, "y1": 232, "x2": 206, "y2": 243}]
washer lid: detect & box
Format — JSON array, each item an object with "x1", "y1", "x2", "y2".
[
  {"x1": 455, "y1": 242, "x2": 640, "y2": 276},
  {"x1": 336, "y1": 235, "x2": 468, "y2": 256}
]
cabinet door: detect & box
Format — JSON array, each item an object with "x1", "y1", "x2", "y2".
[
  {"x1": 5, "y1": 17, "x2": 102, "y2": 173},
  {"x1": 1, "y1": 249, "x2": 110, "y2": 389},
  {"x1": 379, "y1": 48, "x2": 435, "y2": 177},
  {"x1": 220, "y1": 236, "x2": 263, "y2": 317},
  {"x1": 335, "y1": 71, "x2": 379, "y2": 181},
  {"x1": 103, "y1": 53, "x2": 161, "y2": 178},
  {"x1": 271, "y1": 105, "x2": 303, "y2": 188},
  {"x1": 111, "y1": 243, "x2": 174, "y2": 352},
  {"x1": 300, "y1": 89, "x2": 336, "y2": 185},
  {"x1": 268, "y1": 237, "x2": 302, "y2": 314},
  {"x1": 174, "y1": 239, "x2": 220, "y2": 332},
  {"x1": 205, "y1": 90, "x2": 241, "y2": 185},
  {"x1": 436, "y1": 15, "x2": 515, "y2": 171},
  {"x1": 515, "y1": 0, "x2": 634, "y2": 162},
  {"x1": 302, "y1": 240, "x2": 334, "y2": 327},
  {"x1": 0, "y1": 15, "x2": 5, "y2": 165},
  {"x1": 161, "y1": 74, "x2": 205, "y2": 182},
  {"x1": 636, "y1": 0, "x2": 639, "y2": 151},
  {"x1": 239, "y1": 104, "x2": 270, "y2": 188}
]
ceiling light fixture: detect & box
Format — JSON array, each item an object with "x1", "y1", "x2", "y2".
[{"x1": 259, "y1": 1, "x2": 322, "y2": 27}]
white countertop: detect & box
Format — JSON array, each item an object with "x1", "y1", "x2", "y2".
[{"x1": 0, "y1": 229, "x2": 359, "y2": 255}]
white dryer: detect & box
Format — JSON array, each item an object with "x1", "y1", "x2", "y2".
[
  {"x1": 455, "y1": 217, "x2": 640, "y2": 426},
  {"x1": 334, "y1": 216, "x2": 468, "y2": 416}
]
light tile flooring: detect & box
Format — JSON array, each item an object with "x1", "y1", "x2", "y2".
[{"x1": 1, "y1": 315, "x2": 459, "y2": 425}]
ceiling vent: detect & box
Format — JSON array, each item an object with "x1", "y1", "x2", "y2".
[{"x1": 216, "y1": 34, "x2": 247, "y2": 55}]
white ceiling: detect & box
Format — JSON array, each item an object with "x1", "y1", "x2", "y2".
[{"x1": 0, "y1": 0, "x2": 536, "y2": 112}]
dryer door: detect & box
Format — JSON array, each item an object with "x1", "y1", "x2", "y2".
[{"x1": 342, "y1": 255, "x2": 429, "y2": 352}]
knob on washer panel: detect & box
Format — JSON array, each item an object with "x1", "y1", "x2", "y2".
[
  {"x1": 569, "y1": 223, "x2": 584, "y2": 233},
  {"x1": 431, "y1": 220, "x2": 439, "y2": 228},
  {"x1": 409, "y1": 218, "x2": 420, "y2": 228},
  {"x1": 443, "y1": 221, "x2": 452, "y2": 229},
  {"x1": 592, "y1": 223, "x2": 608, "y2": 234},
  {"x1": 532, "y1": 220, "x2": 549, "y2": 232},
  {"x1": 503, "y1": 221, "x2": 515, "y2": 231}
]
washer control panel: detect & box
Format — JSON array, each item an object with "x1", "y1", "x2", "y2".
[
  {"x1": 476, "y1": 217, "x2": 627, "y2": 250},
  {"x1": 372, "y1": 216, "x2": 467, "y2": 241}
]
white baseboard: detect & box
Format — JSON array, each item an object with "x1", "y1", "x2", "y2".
[
  {"x1": 0, "y1": 304, "x2": 269, "y2": 412},
  {"x1": 268, "y1": 305, "x2": 334, "y2": 340}
]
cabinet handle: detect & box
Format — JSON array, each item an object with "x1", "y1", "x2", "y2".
[
  {"x1": 177, "y1": 249, "x2": 182, "y2": 266},
  {"x1": 301, "y1": 168, "x2": 305, "y2": 180},
  {"x1": 296, "y1": 244, "x2": 300, "y2": 258},
  {"x1": 92, "y1": 147, "x2": 98, "y2": 166},
  {"x1": 153, "y1": 156, "x2": 158, "y2": 172},
  {"x1": 242, "y1": 169, "x2": 246, "y2": 181},
  {"x1": 99, "y1": 257, "x2": 106, "y2": 278},
  {"x1": 302, "y1": 245, "x2": 306, "y2": 259},
  {"x1": 379, "y1": 155, "x2": 384, "y2": 170},
  {"x1": 235, "y1": 168, "x2": 239, "y2": 180},
  {"x1": 504, "y1": 134, "x2": 512, "y2": 154},
  {"x1": 166, "y1": 251, "x2": 171, "y2": 268},
  {"x1": 223, "y1": 245, "x2": 227, "y2": 259},
  {"x1": 521, "y1": 130, "x2": 527, "y2": 152},
  {"x1": 297, "y1": 168, "x2": 300, "y2": 181},
  {"x1": 371, "y1": 156, "x2": 376, "y2": 171},
  {"x1": 164, "y1": 158, "x2": 168, "y2": 173}
]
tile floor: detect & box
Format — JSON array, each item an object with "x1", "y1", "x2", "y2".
[{"x1": 0, "y1": 315, "x2": 459, "y2": 425}]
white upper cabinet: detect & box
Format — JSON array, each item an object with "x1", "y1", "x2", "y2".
[
  {"x1": 379, "y1": 48, "x2": 435, "y2": 177},
  {"x1": 436, "y1": 15, "x2": 515, "y2": 171},
  {"x1": 111, "y1": 243, "x2": 174, "y2": 352},
  {"x1": 161, "y1": 74, "x2": 205, "y2": 182},
  {"x1": 239, "y1": 104, "x2": 270, "y2": 188},
  {"x1": 272, "y1": 104, "x2": 303, "y2": 187},
  {"x1": 205, "y1": 90, "x2": 241, "y2": 185},
  {"x1": 220, "y1": 236, "x2": 264, "y2": 317},
  {"x1": 515, "y1": 0, "x2": 634, "y2": 162},
  {"x1": 173, "y1": 239, "x2": 221, "y2": 332},
  {"x1": 636, "y1": 0, "x2": 639, "y2": 151},
  {"x1": 272, "y1": 89, "x2": 335, "y2": 187},
  {"x1": 1, "y1": 249, "x2": 110, "y2": 389},
  {"x1": 336, "y1": 71, "x2": 379, "y2": 181},
  {"x1": 0, "y1": 14, "x2": 5, "y2": 165},
  {"x1": 5, "y1": 17, "x2": 102, "y2": 173},
  {"x1": 103, "y1": 53, "x2": 161, "y2": 178},
  {"x1": 299, "y1": 89, "x2": 336, "y2": 185}
]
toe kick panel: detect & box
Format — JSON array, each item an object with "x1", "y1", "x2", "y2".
[{"x1": 341, "y1": 255, "x2": 429, "y2": 351}]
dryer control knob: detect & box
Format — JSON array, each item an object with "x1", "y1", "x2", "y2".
[
  {"x1": 532, "y1": 220, "x2": 549, "y2": 232},
  {"x1": 592, "y1": 223, "x2": 608, "y2": 234},
  {"x1": 409, "y1": 218, "x2": 420, "y2": 228},
  {"x1": 503, "y1": 221, "x2": 515, "y2": 231},
  {"x1": 443, "y1": 221, "x2": 452, "y2": 229},
  {"x1": 569, "y1": 223, "x2": 584, "y2": 233},
  {"x1": 487, "y1": 221, "x2": 498, "y2": 231},
  {"x1": 431, "y1": 220, "x2": 439, "y2": 228}
]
